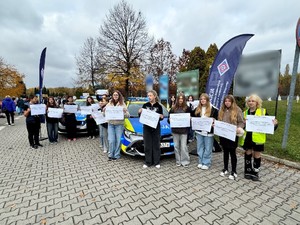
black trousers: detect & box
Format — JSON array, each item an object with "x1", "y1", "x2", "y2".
[
  {"x1": 26, "y1": 122, "x2": 40, "y2": 146},
  {"x1": 143, "y1": 125, "x2": 161, "y2": 166},
  {"x1": 5, "y1": 111, "x2": 14, "y2": 125},
  {"x1": 87, "y1": 118, "x2": 97, "y2": 137},
  {"x1": 220, "y1": 137, "x2": 238, "y2": 173},
  {"x1": 65, "y1": 114, "x2": 77, "y2": 139}
]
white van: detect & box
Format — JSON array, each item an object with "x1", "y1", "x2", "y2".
[{"x1": 95, "y1": 89, "x2": 109, "y2": 101}]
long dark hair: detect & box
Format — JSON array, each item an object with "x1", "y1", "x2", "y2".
[
  {"x1": 47, "y1": 96, "x2": 57, "y2": 107},
  {"x1": 86, "y1": 96, "x2": 95, "y2": 106},
  {"x1": 172, "y1": 93, "x2": 188, "y2": 111}
]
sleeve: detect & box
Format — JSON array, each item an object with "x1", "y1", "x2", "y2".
[
  {"x1": 123, "y1": 104, "x2": 130, "y2": 118},
  {"x1": 237, "y1": 107, "x2": 245, "y2": 128}
]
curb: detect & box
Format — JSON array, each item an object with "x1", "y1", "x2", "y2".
[{"x1": 237, "y1": 147, "x2": 300, "y2": 170}]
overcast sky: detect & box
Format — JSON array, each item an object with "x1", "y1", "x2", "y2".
[{"x1": 1, "y1": 0, "x2": 299, "y2": 88}]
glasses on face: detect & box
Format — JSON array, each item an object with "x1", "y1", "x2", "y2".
[
  {"x1": 248, "y1": 100, "x2": 256, "y2": 102},
  {"x1": 113, "y1": 94, "x2": 119, "y2": 96}
]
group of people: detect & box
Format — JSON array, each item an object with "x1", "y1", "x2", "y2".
[
  {"x1": 21, "y1": 90, "x2": 277, "y2": 182},
  {"x1": 168, "y1": 92, "x2": 278, "y2": 181}
]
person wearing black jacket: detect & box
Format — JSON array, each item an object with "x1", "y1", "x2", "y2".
[
  {"x1": 23, "y1": 95, "x2": 42, "y2": 149},
  {"x1": 138, "y1": 90, "x2": 164, "y2": 169},
  {"x1": 192, "y1": 93, "x2": 218, "y2": 170}
]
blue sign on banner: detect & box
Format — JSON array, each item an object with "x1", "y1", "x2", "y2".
[
  {"x1": 145, "y1": 74, "x2": 153, "y2": 92},
  {"x1": 159, "y1": 74, "x2": 169, "y2": 100},
  {"x1": 206, "y1": 34, "x2": 254, "y2": 109}
]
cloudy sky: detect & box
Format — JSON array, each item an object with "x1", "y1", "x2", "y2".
[{"x1": 1, "y1": 0, "x2": 299, "y2": 88}]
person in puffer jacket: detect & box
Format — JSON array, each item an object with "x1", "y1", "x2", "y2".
[{"x1": 2, "y1": 95, "x2": 16, "y2": 126}]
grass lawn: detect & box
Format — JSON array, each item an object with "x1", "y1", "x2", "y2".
[{"x1": 256, "y1": 100, "x2": 300, "y2": 163}]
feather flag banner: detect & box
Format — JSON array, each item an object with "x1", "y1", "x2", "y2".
[
  {"x1": 206, "y1": 34, "x2": 254, "y2": 109},
  {"x1": 39, "y1": 47, "x2": 47, "y2": 103}
]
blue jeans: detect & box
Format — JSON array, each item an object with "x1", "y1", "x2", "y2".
[
  {"x1": 99, "y1": 125, "x2": 109, "y2": 153},
  {"x1": 196, "y1": 133, "x2": 214, "y2": 167},
  {"x1": 108, "y1": 124, "x2": 124, "y2": 159},
  {"x1": 47, "y1": 122, "x2": 58, "y2": 142}
]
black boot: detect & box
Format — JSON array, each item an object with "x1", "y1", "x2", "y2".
[
  {"x1": 252, "y1": 158, "x2": 261, "y2": 181},
  {"x1": 244, "y1": 153, "x2": 253, "y2": 180}
]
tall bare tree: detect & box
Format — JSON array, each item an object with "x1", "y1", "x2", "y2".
[
  {"x1": 75, "y1": 37, "x2": 107, "y2": 91},
  {"x1": 147, "y1": 38, "x2": 178, "y2": 84},
  {"x1": 97, "y1": 0, "x2": 153, "y2": 98}
]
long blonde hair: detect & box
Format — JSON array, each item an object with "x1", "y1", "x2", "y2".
[
  {"x1": 218, "y1": 95, "x2": 238, "y2": 124},
  {"x1": 195, "y1": 93, "x2": 211, "y2": 116},
  {"x1": 148, "y1": 90, "x2": 160, "y2": 103}
]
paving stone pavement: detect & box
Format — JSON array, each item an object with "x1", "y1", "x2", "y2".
[{"x1": 0, "y1": 116, "x2": 300, "y2": 225}]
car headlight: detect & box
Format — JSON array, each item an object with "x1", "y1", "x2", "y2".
[{"x1": 124, "y1": 129, "x2": 143, "y2": 141}]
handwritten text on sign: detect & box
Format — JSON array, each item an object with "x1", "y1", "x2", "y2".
[
  {"x1": 30, "y1": 104, "x2": 46, "y2": 116},
  {"x1": 246, "y1": 115, "x2": 275, "y2": 134},
  {"x1": 105, "y1": 106, "x2": 124, "y2": 120},
  {"x1": 214, "y1": 120, "x2": 237, "y2": 142},
  {"x1": 170, "y1": 113, "x2": 190, "y2": 128},
  {"x1": 191, "y1": 117, "x2": 213, "y2": 132},
  {"x1": 139, "y1": 108, "x2": 160, "y2": 129}
]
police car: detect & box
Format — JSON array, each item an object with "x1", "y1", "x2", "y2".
[
  {"x1": 58, "y1": 99, "x2": 98, "y2": 134},
  {"x1": 121, "y1": 98, "x2": 174, "y2": 156}
]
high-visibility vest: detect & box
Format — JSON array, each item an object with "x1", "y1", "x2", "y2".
[{"x1": 239, "y1": 108, "x2": 266, "y2": 146}]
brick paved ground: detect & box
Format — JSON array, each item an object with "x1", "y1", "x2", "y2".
[{"x1": 0, "y1": 116, "x2": 299, "y2": 225}]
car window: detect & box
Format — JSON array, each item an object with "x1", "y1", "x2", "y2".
[
  {"x1": 75, "y1": 99, "x2": 98, "y2": 107},
  {"x1": 128, "y1": 102, "x2": 169, "y2": 118}
]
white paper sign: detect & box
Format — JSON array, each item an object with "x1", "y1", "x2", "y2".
[
  {"x1": 246, "y1": 115, "x2": 275, "y2": 134},
  {"x1": 80, "y1": 106, "x2": 93, "y2": 115},
  {"x1": 47, "y1": 108, "x2": 63, "y2": 118},
  {"x1": 91, "y1": 103, "x2": 100, "y2": 112},
  {"x1": 170, "y1": 113, "x2": 190, "y2": 128},
  {"x1": 139, "y1": 108, "x2": 160, "y2": 129},
  {"x1": 105, "y1": 106, "x2": 124, "y2": 120},
  {"x1": 191, "y1": 117, "x2": 213, "y2": 132},
  {"x1": 30, "y1": 104, "x2": 46, "y2": 115},
  {"x1": 214, "y1": 120, "x2": 237, "y2": 142},
  {"x1": 64, "y1": 104, "x2": 78, "y2": 113},
  {"x1": 92, "y1": 112, "x2": 106, "y2": 125}
]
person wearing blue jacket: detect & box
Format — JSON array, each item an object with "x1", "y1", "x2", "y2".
[{"x1": 2, "y1": 95, "x2": 16, "y2": 126}]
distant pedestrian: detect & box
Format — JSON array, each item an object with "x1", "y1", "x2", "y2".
[
  {"x1": 104, "y1": 90, "x2": 129, "y2": 161},
  {"x1": 2, "y1": 95, "x2": 16, "y2": 126},
  {"x1": 218, "y1": 95, "x2": 244, "y2": 180},
  {"x1": 17, "y1": 97, "x2": 25, "y2": 115},
  {"x1": 98, "y1": 97, "x2": 109, "y2": 153},
  {"x1": 63, "y1": 96, "x2": 77, "y2": 141},
  {"x1": 86, "y1": 96, "x2": 97, "y2": 139},
  {"x1": 240, "y1": 94, "x2": 278, "y2": 181},
  {"x1": 296, "y1": 95, "x2": 299, "y2": 103},
  {"x1": 46, "y1": 96, "x2": 59, "y2": 144},
  {"x1": 192, "y1": 93, "x2": 218, "y2": 170},
  {"x1": 23, "y1": 95, "x2": 43, "y2": 149},
  {"x1": 168, "y1": 93, "x2": 191, "y2": 167},
  {"x1": 169, "y1": 94, "x2": 176, "y2": 109},
  {"x1": 138, "y1": 90, "x2": 164, "y2": 168},
  {"x1": 187, "y1": 95, "x2": 195, "y2": 142}
]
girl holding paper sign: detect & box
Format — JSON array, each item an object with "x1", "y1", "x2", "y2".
[
  {"x1": 64, "y1": 96, "x2": 77, "y2": 141},
  {"x1": 192, "y1": 93, "x2": 218, "y2": 170},
  {"x1": 46, "y1": 96, "x2": 59, "y2": 144},
  {"x1": 138, "y1": 90, "x2": 164, "y2": 169},
  {"x1": 86, "y1": 96, "x2": 97, "y2": 140},
  {"x1": 218, "y1": 95, "x2": 244, "y2": 180},
  {"x1": 168, "y1": 93, "x2": 191, "y2": 167},
  {"x1": 240, "y1": 94, "x2": 278, "y2": 181},
  {"x1": 104, "y1": 90, "x2": 130, "y2": 161}
]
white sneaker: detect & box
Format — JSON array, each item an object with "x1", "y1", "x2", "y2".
[
  {"x1": 197, "y1": 164, "x2": 203, "y2": 169},
  {"x1": 220, "y1": 169, "x2": 228, "y2": 177},
  {"x1": 143, "y1": 164, "x2": 148, "y2": 168},
  {"x1": 176, "y1": 163, "x2": 181, "y2": 167},
  {"x1": 155, "y1": 164, "x2": 161, "y2": 169},
  {"x1": 11, "y1": 123, "x2": 15, "y2": 126},
  {"x1": 201, "y1": 165, "x2": 209, "y2": 170},
  {"x1": 229, "y1": 173, "x2": 237, "y2": 180},
  {"x1": 103, "y1": 150, "x2": 107, "y2": 153}
]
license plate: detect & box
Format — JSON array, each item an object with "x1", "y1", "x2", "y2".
[{"x1": 160, "y1": 142, "x2": 170, "y2": 148}]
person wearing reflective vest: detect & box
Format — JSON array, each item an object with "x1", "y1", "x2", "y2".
[{"x1": 240, "y1": 94, "x2": 278, "y2": 181}]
